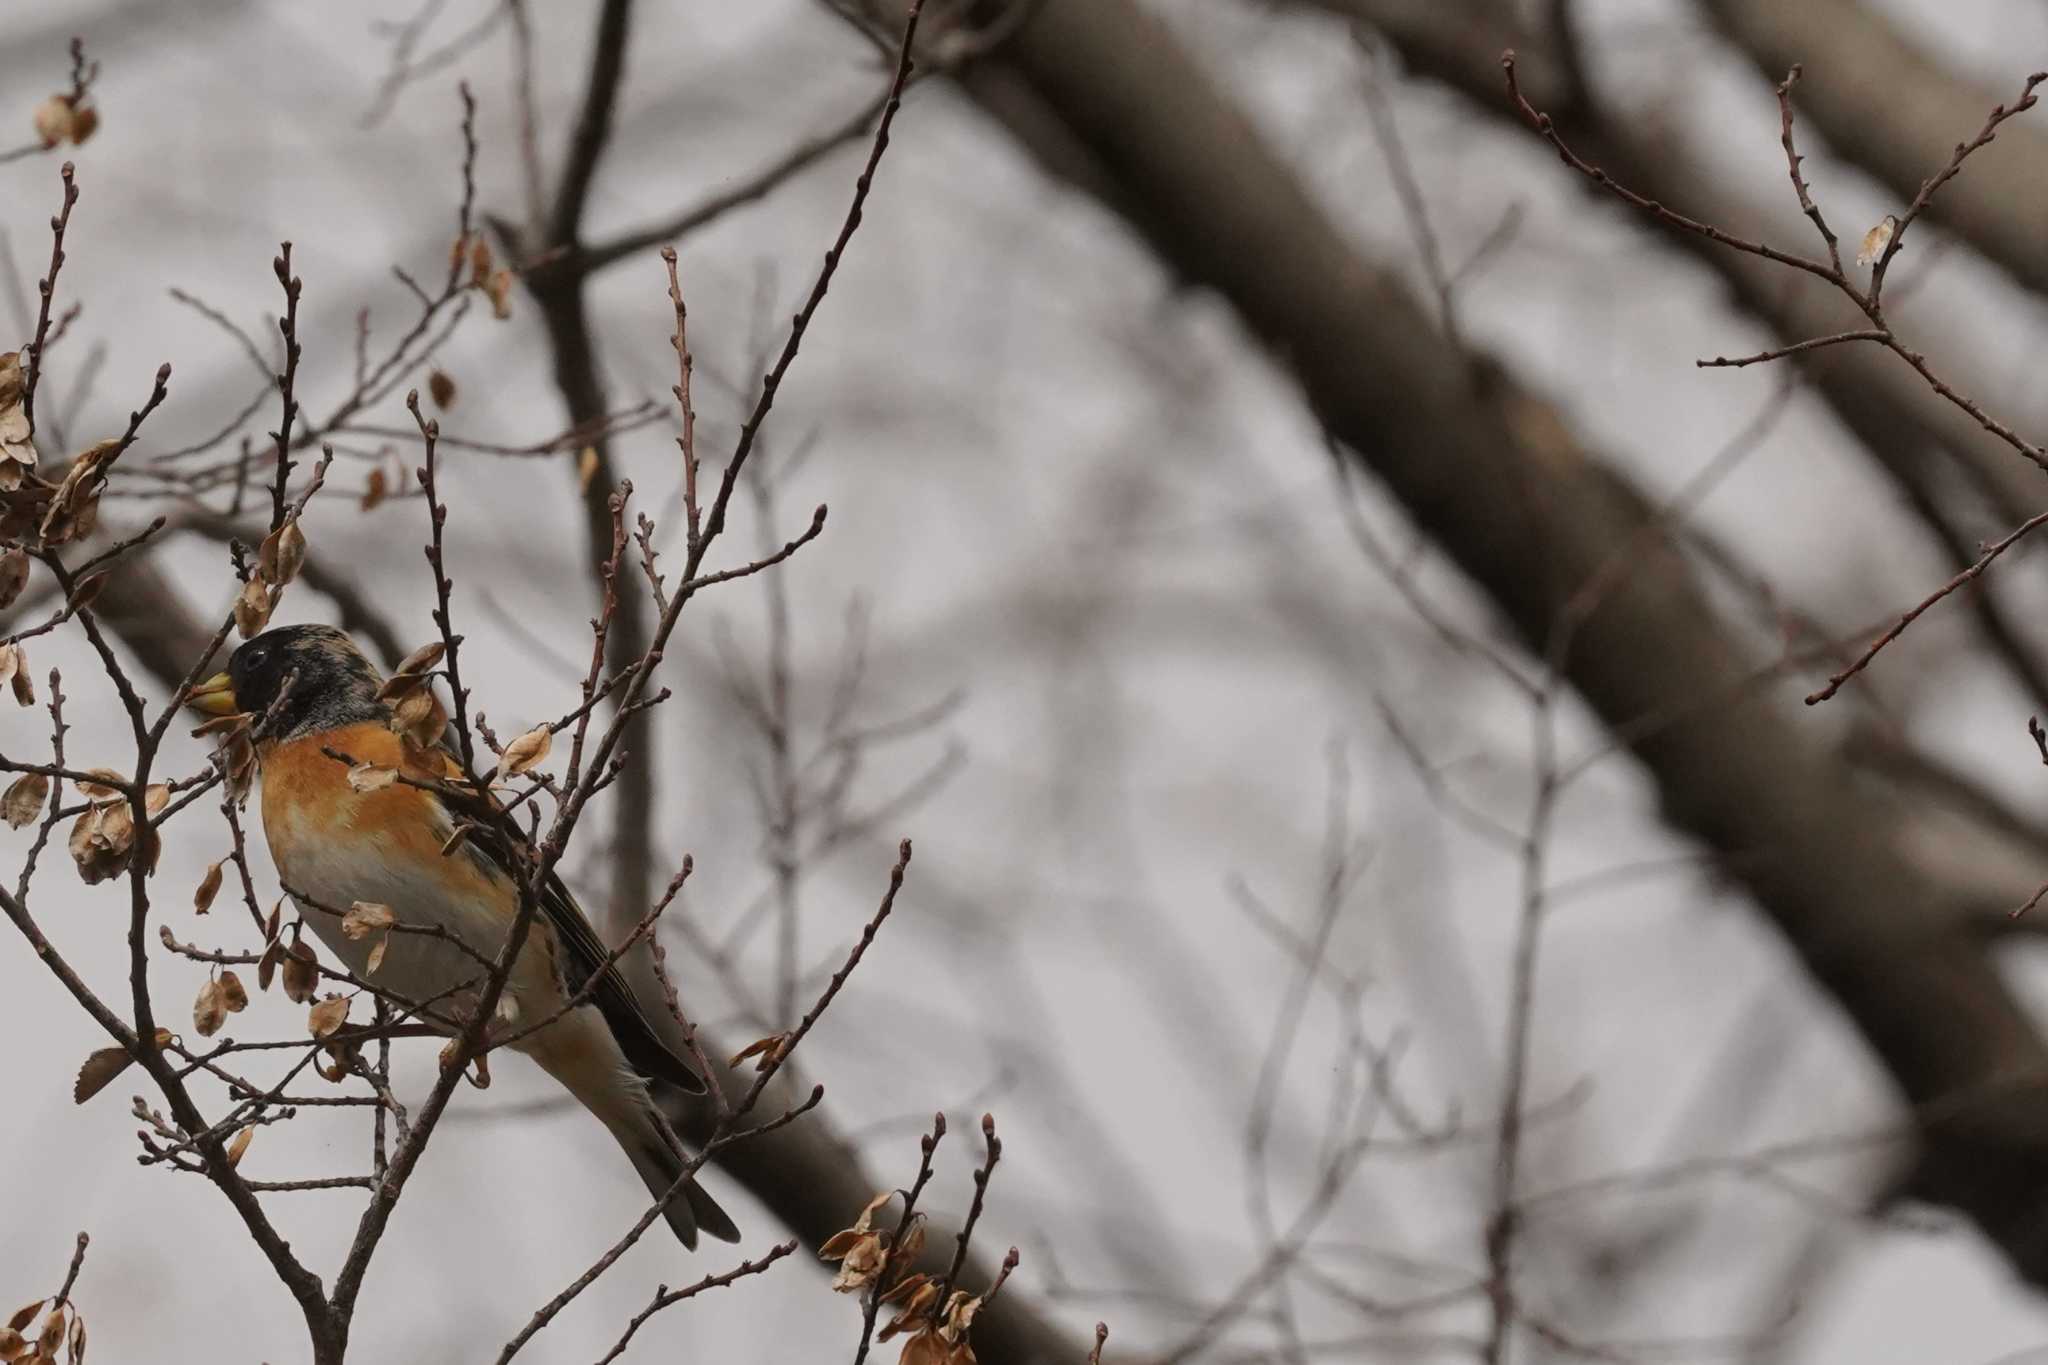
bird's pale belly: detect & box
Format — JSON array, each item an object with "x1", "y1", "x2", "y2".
[{"x1": 261, "y1": 759, "x2": 563, "y2": 1035}]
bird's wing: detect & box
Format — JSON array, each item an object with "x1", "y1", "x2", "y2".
[{"x1": 423, "y1": 741, "x2": 706, "y2": 1095}]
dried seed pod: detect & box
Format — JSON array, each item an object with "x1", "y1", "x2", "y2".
[
  {"x1": 2, "y1": 772, "x2": 47, "y2": 829},
  {"x1": 500, "y1": 726, "x2": 551, "y2": 776},
  {"x1": 191, "y1": 978, "x2": 227, "y2": 1038},
  {"x1": 307, "y1": 994, "x2": 349, "y2": 1039},
  {"x1": 346, "y1": 763, "x2": 397, "y2": 793},
  {"x1": 193, "y1": 860, "x2": 224, "y2": 914},
  {"x1": 395, "y1": 640, "x2": 447, "y2": 676},
  {"x1": 281, "y1": 941, "x2": 319, "y2": 1004},
  {"x1": 256, "y1": 938, "x2": 283, "y2": 993},
  {"x1": 234, "y1": 577, "x2": 274, "y2": 638},
  {"x1": 340, "y1": 902, "x2": 394, "y2": 939},
  {"x1": 257, "y1": 519, "x2": 307, "y2": 587},
  {"x1": 0, "y1": 548, "x2": 30, "y2": 610}
]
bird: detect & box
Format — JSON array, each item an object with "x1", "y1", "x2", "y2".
[{"x1": 185, "y1": 623, "x2": 739, "y2": 1249}]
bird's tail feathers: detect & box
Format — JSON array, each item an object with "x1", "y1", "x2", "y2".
[{"x1": 615, "y1": 1104, "x2": 741, "y2": 1249}]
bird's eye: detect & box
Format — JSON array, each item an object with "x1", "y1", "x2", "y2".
[{"x1": 243, "y1": 648, "x2": 268, "y2": 671}]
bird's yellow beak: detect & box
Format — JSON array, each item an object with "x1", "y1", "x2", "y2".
[{"x1": 184, "y1": 671, "x2": 240, "y2": 716}]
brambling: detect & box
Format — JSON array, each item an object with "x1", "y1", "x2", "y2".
[{"x1": 186, "y1": 624, "x2": 739, "y2": 1248}]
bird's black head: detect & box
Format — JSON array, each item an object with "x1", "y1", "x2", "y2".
[{"x1": 188, "y1": 624, "x2": 383, "y2": 740}]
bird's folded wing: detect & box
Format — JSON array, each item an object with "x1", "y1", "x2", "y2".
[{"x1": 435, "y1": 765, "x2": 708, "y2": 1095}]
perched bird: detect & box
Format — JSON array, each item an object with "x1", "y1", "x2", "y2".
[{"x1": 185, "y1": 623, "x2": 738, "y2": 1248}]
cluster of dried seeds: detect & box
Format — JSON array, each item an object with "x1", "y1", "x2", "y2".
[
  {"x1": 821, "y1": 1190, "x2": 994, "y2": 1364},
  {"x1": 0, "y1": 1287, "x2": 86, "y2": 1364},
  {"x1": 65, "y1": 771, "x2": 165, "y2": 885}
]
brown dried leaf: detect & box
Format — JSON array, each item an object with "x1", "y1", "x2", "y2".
[
  {"x1": 73, "y1": 769, "x2": 125, "y2": 801},
  {"x1": 5, "y1": 1302, "x2": 38, "y2": 1335},
  {"x1": 365, "y1": 935, "x2": 388, "y2": 976},
  {"x1": 485, "y1": 269, "x2": 514, "y2": 320},
  {"x1": 143, "y1": 783, "x2": 170, "y2": 817},
  {"x1": 393, "y1": 640, "x2": 447, "y2": 678},
  {"x1": 468, "y1": 234, "x2": 494, "y2": 285},
  {"x1": 221, "y1": 730, "x2": 257, "y2": 802},
  {"x1": 1856, "y1": 214, "x2": 1898, "y2": 269},
  {"x1": 831, "y1": 1234, "x2": 888, "y2": 1294},
  {"x1": 0, "y1": 1326, "x2": 21, "y2": 1359},
  {"x1": 577, "y1": 445, "x2": 600, "y2": 493},
  {"x1": 225, "y1": 1125, "x2": 253, "y2": 1169},
  {"x1": 0, "y1": 548, "x2": 29, "y2": 610},
  {"x1": 193, "y1": 859, "x2": 224, "y2": 913},
  {"x1": 218, "y1": 969, "x2": 248, "y2": 1012},
  {"x1": 390, "y1": 685, "x2": 447, "y2": 748},
  {"x1": 93, "y1": 802, "x2": 133, "y2": 854},
  {"x1": 881, "y1": 1273, "x2": 936, "y2": 1307},
  {"x1": 361, "y1": 466, "x2": 389, "y2": 511},
  {"x1": 69, "y1": 104, "x2": 97, "y2": 147},
  {"x1": 346, "y1": 763, "x2": 397, "y2": 793},
  {"x1": 499, "y1": 725, "x2": 551, "y2": 776},
  {"x1": 315, "y1": 1044, "x2": 350, "y2": 1084},
  {"x1": 307, "y1": 993, "x2": 349, "y2": 1038},
  {"x1": 726, "y1": 1032, "x2": 790, "y2": 1072},
  {"x1": 31, "y1": 95, "x2": 73, "y2": 148},
  {"x1": 341, "y1": 901, "x2": 395, "y2": 939},
  {"x1": 0, "y1": 429, "x2": 32, "y2": 485},
  {"x1": 63, "y1": 808, "x2": 98, "y2": 864},
  {"x1": 234, "y1": 576, "x2": 274, "y2": 639},
  {"x1": 35, "y1": 1310, "x2": 61, "y2": 1360},
  {"x1": 939, "y1": 1290, "x2": 980, "y2": 1343},
  {"x1": 0, "y1": 643, "x2": 28, "y2": 707},
  {"x1": 878, "y1": 1277, "x2": 940, "y2": 1341},
  {"x1": 192, "y1": 978, "x2": 226, "y2": 1037},
  {"x1": 374, "y1": 672, "x2": 425, "y2": 703},
  {"x1": 852, "y1": 1190, "x2": 894, "y2": 1235},
  {"x1": 67, "y1": 808, "x2": 128, "y2": 884},
  {"x1": 893, "y1": 1213, "x2": 927, "y2": 1267},
  {"x1": 257, "y1": 519, "x2": 307, "y2": 587},
  {"x1": 281, "y1": 942, "x2": 319, "y2": 1004},
  {"x1": 38, "y1": 440, "x2": 116, "y2": 545},
  {"x1": 2, "y1": 771, "x2": 47, "y2": 828},
  {"x1": 73, "y1": 1044, "x2": 136, "y2": 1104},
  {"x1": 823, "y1": 1189, "x2": 896, "y2": 1279},
  {"x1": 427, "y1": 369, "x2": 457, "y2": 409},
  {"x1": 0, "y1": 352, "x2": 19, "y2": 408},
  {"x1": 898, "y1": 1328, "x2": 975, "y2": 1365},
  {"x1": 256, "y1": 937, "x2": 282, "y2": 993}
]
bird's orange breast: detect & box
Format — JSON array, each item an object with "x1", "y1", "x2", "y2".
[{"x1": 259, "y1": 721, "x2": 501, "y2": 906}]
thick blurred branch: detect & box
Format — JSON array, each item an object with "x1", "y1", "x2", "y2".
[
  {"x1": 955, "y1": 0, "x2": 2048, "y2": 1289},
  {"x1": 502, "y1": 0, "x2": 658, "y2": 931},
  {"x1": 1316, "y1": 0, "x2": 2048, "y2": 914}
]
